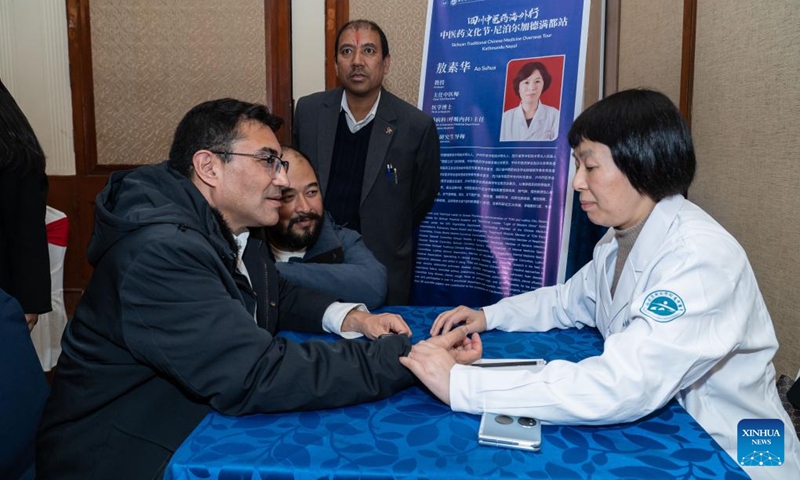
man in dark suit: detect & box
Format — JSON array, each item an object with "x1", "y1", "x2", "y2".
[
  {"x1": 36, "y1": 98, "x2": 417, "y2": 479},
  {"x1": 293, "y1": 19, "x2": 440, "y2": 305}
]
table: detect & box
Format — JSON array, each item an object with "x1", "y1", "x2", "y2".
[{"x1": 166, "y1": 306, "x2": 748, "y2": 479}]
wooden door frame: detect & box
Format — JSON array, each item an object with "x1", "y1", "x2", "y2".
[
  {"x1": 324, "y1": 0, "x2": 348, "y2": 89},
  {"x1": 265, "y1": 0, "x2": 293, "y2": 145},
  {"x1": 679, "y1": 0, "x2": 697, "y2": 128},
  {"x1": 65, "y1": 0, "x2": 294, "y2": 172},
  {"x1": 603, "y1": 0, "x2": 696, "y2": 126},
  {"x1": 65, "y1": 0, "x2": 97, "y2": 176}
]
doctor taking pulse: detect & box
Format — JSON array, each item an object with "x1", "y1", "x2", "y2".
[{"x1": 402, "y1": 89, "x2": 800, "y2": 480}]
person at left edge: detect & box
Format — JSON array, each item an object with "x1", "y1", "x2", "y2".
[
  {"x1": 0, "y1": 79, "x2": 51, "y2": 332},
  {"x1": 0, "y1": 289, "x2": 49, "y2": 480},
  {"x1": 36, "y1": 98, "x2": 417, "y2": 480}
]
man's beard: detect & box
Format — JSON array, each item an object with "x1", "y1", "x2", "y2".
[{"x1": 280, "y1": 212, "x2": 324, "y2": 251}]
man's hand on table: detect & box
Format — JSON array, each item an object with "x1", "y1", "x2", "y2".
[{"x1": 342, "y1": 310, "x2": 412, "y2": 340}]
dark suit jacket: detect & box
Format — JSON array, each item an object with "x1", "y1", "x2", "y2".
[{"x1": 293, "y1": 87, "x2": 440, "y2": 305}]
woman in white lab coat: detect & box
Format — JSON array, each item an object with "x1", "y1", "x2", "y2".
[
  {"x1": 402, "y1": 89, "x2": 800, "y2": 479},
  {"x1": 499, "y1": 61, "x2": 560, "y2": 142}
]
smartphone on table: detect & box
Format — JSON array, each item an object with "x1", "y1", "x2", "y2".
[
  {"x1": 478, "y1": 412, "x2": 542, "y2": 451},
  {"x1": 473, "y1": 359, "x2": 545, "y2": 451}
]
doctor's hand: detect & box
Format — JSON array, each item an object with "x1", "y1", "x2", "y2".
[
  {"x1": 430, "y1": 306, "x2": 487, "y2": 336},
  {"x1": 342, "y1": 310, "x2": 412, "y2": 340},
  {"x1": 426, "y1": 325, "x2": 483, "y2": 365},
  {"x1": 400, "y1": 327, "x2": 482, "y2": 405}
]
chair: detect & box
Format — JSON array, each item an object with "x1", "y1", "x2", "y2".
[
  {"x1": 30, "y1": 206, "x2": 69, "y2": 371},
  {"x1": 777, "y1": 374, "x2": 800, "y2": 440},
  {"x1": 0, "y1": 289, "x2": 50, "y2": 479}
]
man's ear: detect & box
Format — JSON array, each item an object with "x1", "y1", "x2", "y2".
[
  {"x1": 192, "y1": 150, "x2": 220, "y2": 188},
  {"x1": 382, "y1": 54, "x2": 391, "y2": 75}
]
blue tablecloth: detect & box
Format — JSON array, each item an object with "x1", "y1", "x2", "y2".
[{"x1": 166, "y1": 306, "x2": 747, "y2": 479}]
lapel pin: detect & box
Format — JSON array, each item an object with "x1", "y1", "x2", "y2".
[{"x1": 385, "y1": 126, "x2": 394, "y2": 135}]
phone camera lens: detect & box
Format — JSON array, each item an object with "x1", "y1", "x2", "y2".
[
  {"x1": 518, "y1": 417, "x2": 537, "y2": 428},
  {"x1": 494, "y1": 415, "x2": 513, "y2": 425}
]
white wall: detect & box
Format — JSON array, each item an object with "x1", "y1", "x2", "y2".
[
  {"x1": 0, "y1": 0, "x2": 75, "y2": 175},
  {"x1": 291, "y1": 0, "x2": 326, "y2": 103}
]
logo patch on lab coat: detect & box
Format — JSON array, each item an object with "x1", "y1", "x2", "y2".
[{"x1": 640, "y1": 290, "x2": 686, "y2": 323}]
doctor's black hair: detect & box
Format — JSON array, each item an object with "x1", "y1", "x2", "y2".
[
  {"x1": 335, "y1": 19, "x2": 390, "y2": 59},
  {"x1": 512, "y1": 62, "x2": 552, "y2": 98},
  {"x1": 568, "y1": 88, "x2": 695, "y2": 201},
  {"x1": 168, "y1": 98, "x2": 283, "y2": 177}
]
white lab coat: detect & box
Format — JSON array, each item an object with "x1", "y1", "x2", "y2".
[
  {"x1": 499, "y1": 101, "x2": 559, "y2": 141},
  {"x1": 450, "y1": 195, "x2": 800, "y2": 479}
]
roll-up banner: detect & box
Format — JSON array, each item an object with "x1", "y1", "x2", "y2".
[{"x1": 412, "y1": 0, "x2": 592, "y2": 306}]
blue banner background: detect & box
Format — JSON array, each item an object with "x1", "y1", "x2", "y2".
[{"x1": 413, "y1": 0, "x2": 590, "y2": 306}]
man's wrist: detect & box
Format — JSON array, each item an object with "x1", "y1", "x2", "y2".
[
  {"x1": 322, "y1": 302, "x2": 367, "y2": 338},
  {"x1": 342, "y1": 308, "x2": 368, "y2": 332}
]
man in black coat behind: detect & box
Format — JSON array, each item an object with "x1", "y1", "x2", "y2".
[{"x1": 37, "y1": 98, "x2": 418, "y2": 479}]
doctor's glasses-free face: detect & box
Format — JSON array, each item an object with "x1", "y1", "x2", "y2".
[{"x1": 572, "y1": 140, "x2": 655, "y2": 230}]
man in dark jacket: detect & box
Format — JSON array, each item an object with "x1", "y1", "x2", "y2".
[
  {"x1": 36, "y1": 98, "x2": 416, "y2": 479},
  {"x1": 265, "y1": 147, "x2": 387, "y2": 309}
]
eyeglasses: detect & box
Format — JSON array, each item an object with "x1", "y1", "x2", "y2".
[{"x1": 210, "y1": 151, "x2": 289, "y2": 175}]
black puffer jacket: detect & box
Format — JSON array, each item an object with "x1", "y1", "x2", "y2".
[{"x1": 37, "y1": 162, "x2": 414, "y2": 479}]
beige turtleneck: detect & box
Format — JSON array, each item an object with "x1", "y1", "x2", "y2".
[{"x1": 610, "y1": 214, "x2": 650, "y2": 297}]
